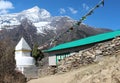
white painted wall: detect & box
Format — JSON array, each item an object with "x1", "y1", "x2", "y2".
[
  {"x1": 49, "y1": 55, "x2": 56, "y2": 66},
  {"x1": 15, "y1": 51, "x2": 31, "y2": 57},
  {"x1": 15, "y1": 56, "x2": 35, "y2": 66},
  {"x1": 15, "y1": 37, "x2": 36, "y2": 75}
]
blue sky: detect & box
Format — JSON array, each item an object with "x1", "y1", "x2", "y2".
[{"x1": 0, "y1": 0, "x2": 120, "y2": 30}]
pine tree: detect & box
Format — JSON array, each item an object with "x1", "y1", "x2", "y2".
[{"x1": 32, "y1": 43, "x2": 44, "y2": 65}]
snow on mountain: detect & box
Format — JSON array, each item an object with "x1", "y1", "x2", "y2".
[
  {"x1": 0, "y1": 6, "x2": 55, "y2": 33},
  {"x1": 34, "y1": 22, "x2": 56, "y2": 34},
  {"x1": 20, "y1": 6, "x2": 51, "y2": 22},
  {"x1": 0, "y1": 13, "x2": 20, "y2": 28},
  {"x1": 34, "y1": 22, "x2": 50, "y2": 28},
  {"x1": 0, "y1": 6, "x2": 74, "y2": 34}
]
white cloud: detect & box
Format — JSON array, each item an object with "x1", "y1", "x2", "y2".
[
  {"x1": 0, "y1": 0, "x2": 14, "y2": 14},
  {"x1": 82, "y1": 3, "x2": 89, "y2": 11},
  {"x1": 0, "y1": 9, "x2": 8, "y2": 14},
  {"x1": 59, "y1": 8, "x2": 66, "y2": 14},
  {"x1": 68, "y1": 7, "x2": 78, "y2": 14}
]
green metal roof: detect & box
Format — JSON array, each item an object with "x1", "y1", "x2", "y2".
[{"x1": 45, "y1": 30, "x2": 120, "y2": 52}]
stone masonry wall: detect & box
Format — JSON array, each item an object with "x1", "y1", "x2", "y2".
[{"x1": 57, "y1": 37, "x2": 120, "y2": 73}]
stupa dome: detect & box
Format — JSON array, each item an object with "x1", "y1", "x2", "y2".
[{"x1": 15, "y1": 37, "x2": 35, "y2": 72}]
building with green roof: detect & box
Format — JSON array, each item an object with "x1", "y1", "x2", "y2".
[{"x1": 45, "y1": 30, "x2": 120, "y2": 66}]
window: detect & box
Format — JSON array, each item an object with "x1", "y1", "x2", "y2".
[{"x1": 56, "y1": 52, "x2": 70, "y2": 64}]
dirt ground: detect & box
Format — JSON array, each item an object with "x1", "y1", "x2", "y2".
[{"x1": 28, "y1": 52, "x2": 120, "y2": 83}]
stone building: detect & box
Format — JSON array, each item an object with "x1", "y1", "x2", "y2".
[{"x1": 45, "y1": 30, "x2": 120, "y2": 66}]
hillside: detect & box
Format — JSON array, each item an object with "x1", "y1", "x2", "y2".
[
  {"x1": 28, "y1": 52, "x2": 120, "y2": 83},
  {"x1": 28, "y1": 37, "x2": 120, "y2": 83}
]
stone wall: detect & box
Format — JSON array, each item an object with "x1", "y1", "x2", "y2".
[
  {"x1": 38, "y1": 66, "x2": 57, "y2": 77},
  {"x1": 24, "y1": 66, "x2": 38, "y2": 80},
  {"x1": 57, "y1": 37, "x2": 120, "y2": 73}
]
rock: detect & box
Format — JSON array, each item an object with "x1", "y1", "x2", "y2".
[{"x1": 38, "y1": 66, "x2": 57, "y2": 77}]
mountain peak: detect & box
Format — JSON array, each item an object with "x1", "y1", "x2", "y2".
[
  {"x1": 32, "y1": 6, "x2": 40, "y2": 10},
  {"x1": 18, "y1": 6, "x2": 51, "y2": 22},
  {"x1": 23, "y1": 6, "x2": 40, "y2": 13}
]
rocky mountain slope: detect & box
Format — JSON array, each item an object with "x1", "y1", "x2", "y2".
[
  {"x1": 0, "y1": 20, "x2": 112, "y2": 49},
  {"x1": 0, "y1": 6, "x2": 112, "y2": 48}
]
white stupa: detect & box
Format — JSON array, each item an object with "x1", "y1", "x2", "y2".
[{"x1": 15, "y1": 37, "x2": 35, "y2": 74}]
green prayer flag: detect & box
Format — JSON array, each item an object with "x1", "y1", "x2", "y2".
[
  {"x1": 77, "y1": 21, "x2": 81, "y2": 25},
  {"x1": 81, "y1": 16, "x2": 86, "y2": 21}
]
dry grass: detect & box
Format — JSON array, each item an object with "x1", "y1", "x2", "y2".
[
  {"x1": 28, "y1": 52, "x2": 120, "y2": 83},
  {"x1": 0, "y1": 39, "x2": 26, "y2": 83}
]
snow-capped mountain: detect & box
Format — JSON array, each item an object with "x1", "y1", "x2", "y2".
[
  {"x1": 0, "y1": 6, "x2": 70, "y2": 33},
  {"x1": 0, "y1": 6, "x2": 112, "y2": 49}
]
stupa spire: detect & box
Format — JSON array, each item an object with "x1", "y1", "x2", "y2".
[{"x1": 15, "y1": 37, "x2": 31, "y2": 51}]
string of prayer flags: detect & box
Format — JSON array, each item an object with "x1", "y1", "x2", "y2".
[{"x1": 49, "y1": 0, "x2": 104, "y2": 47}]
